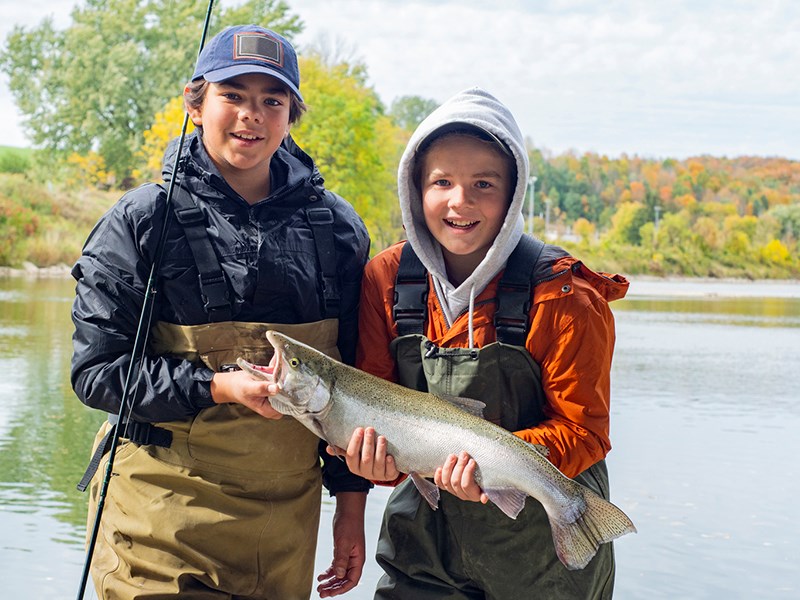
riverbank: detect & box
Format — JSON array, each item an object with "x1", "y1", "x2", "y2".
[
  {"x1": 0, "y1": 263, "x2": 72, "y2": 278},
  {"x1": 3, "y1": 263, "x2": 799, "y2": 299},
  {"x1": 627, "y1": 275, "x2": 800, "y2": 298}
]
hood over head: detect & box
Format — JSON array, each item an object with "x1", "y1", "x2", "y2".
[{"x1": 397, "y1": 87, "x2": 529, "y2": 326}]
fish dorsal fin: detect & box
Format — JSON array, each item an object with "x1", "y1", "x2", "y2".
[
  {"x1": 410, "y1": 472, "x2": 440, "y2": 510},
  {"x1": 438, "y1": 394, "x2": 486, "y2": 418},
  {"x1": 484, "y1": 487, "x2": 528, "y2": 520},
  {"x1": 532, "y1": 443, "x2": 550, "y2": 457}
]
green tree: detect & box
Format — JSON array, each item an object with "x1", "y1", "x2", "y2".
[
  {"x1": 770, "y1": 204, "x2": 800, "y2": 241},
  {"x1": 606, "y1": 201, "x2": 648, "y2": 246},
  {"x1": 389, "y1": 95, "x2": 439, "y2": 131},
  {"x1": 0, "y1": 0, "x2": 301, "y2": 183},
  {"x1": 292, "y1": 55, "x2": 406, "y2": 251}
]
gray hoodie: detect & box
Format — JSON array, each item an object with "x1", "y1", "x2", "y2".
[{"x1": 397, "y1": 87, "x2": 530, "y2": 330}]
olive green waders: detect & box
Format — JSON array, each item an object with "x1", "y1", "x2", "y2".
[
  {"x1": 374, "y1": 335, "x2": 615, "y2": 600},
  {"x1": 85, "y1": 319, "x2": 340, "y2": 600}
]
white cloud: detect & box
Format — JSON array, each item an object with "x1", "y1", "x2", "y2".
[{"x1": 1, "y1": 0, "x2": 798, "y2": 159}]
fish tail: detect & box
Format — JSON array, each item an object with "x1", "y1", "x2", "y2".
[{"x1": 549, "y1": 489, "x2": 637, "y2": 570}]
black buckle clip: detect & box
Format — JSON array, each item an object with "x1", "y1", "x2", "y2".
[
  {"x1": 199, "y1": 273, "x2": 230, "y2": 310},
  {"x1": 306, "y1": 207, "x2": 334, "y2": 225},
  {"x1": 174, "y1": 205, "x2": 204, "y2": 226}
]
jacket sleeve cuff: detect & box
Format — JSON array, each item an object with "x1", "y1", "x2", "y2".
[
  {"x1": 191, "y1": 367, "x2": 217, "y2": 410},
  {"x1": 372, "y1": 473, "x2": 407, "y2": 487}
]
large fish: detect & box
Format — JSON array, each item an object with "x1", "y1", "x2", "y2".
[{"x1": 238, "y1": 331, "x2": 636, "y2": 570}]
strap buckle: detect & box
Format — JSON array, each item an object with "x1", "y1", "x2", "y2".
[
  {"x1": 199, "y1": 273, "x2": 231, "y2": 313},
  {"x1": 393, "y1": 280, "x2": 428, "y2": 334}
]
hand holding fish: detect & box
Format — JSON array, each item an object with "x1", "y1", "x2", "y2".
[
  {"x1": 328, "y1": 426, "x2": 400, "y2": 482},
  {"x1": 339, "y1": 429, "x2": 489, "y2": 504},
  {"x1": 210, "y1": 368, "x2": 283, "y2": 420},
  {"x1": 435, "y1": 451, "x2": 490, "y2": 504},
  {"x1": 238, "y1": 331, "x2": 636, "y2": 571}
]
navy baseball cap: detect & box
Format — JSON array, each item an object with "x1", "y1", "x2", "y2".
[{"x1": 192, "y1": 25, "x2": 303, "y2": 102}]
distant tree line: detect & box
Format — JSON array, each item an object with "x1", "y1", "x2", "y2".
[{"x1": 1, "y1": 0, "x2": 797, "y2": 277}]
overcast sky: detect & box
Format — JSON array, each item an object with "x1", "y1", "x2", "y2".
[{"x1": 2, "y1": 0, "x2": 798, "y2": 160}]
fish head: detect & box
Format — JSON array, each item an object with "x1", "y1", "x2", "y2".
[{"x1": 265, "y1": 330, "x2": 332, "y2": 417}]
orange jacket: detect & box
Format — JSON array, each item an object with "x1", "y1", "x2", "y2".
[{"x1": 356, "y1": 241, "x2": 629, "y2": 479}]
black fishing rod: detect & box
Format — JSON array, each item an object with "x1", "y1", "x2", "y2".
[{"x1": 75, "y1": 1, "x2": 216, "y2": 597}]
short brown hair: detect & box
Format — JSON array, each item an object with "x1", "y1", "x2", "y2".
[
  {"x1": 183, "y1": 79, "x2": 307, "y2": 124},
  {"x1": 413, "y1": 128, "x2": 517, "y2": 196}
]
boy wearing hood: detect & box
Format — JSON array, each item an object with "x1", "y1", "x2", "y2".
[{"x1": 340, "y1": 87, "x2": 628, "y2": 598}]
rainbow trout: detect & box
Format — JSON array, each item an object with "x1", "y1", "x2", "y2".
[{"x1": 238, "y1": 331, "x2": 636, "y2": 570}]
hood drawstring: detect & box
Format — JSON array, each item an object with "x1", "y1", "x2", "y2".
[{"x1": 467, "y1": 285, "x2": 476, "y2": 349}]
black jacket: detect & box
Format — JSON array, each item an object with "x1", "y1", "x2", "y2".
[{"x1": 71, "y1": 132, "x2": 371, "y2": 493}]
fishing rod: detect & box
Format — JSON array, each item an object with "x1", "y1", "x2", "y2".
[{"x1": 75, "y1": 1, "x2": 216, "y2": 597}]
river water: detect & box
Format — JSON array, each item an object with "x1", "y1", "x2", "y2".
[{"x1": 1, "y1": 275, "x2": 798, "y2": 599}]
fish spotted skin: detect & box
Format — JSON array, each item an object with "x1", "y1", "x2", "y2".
[{"x1": 237, "y1": 331, "x2": 636, "y2": 570}]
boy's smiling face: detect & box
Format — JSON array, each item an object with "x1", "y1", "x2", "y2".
[
  {"x1": 419, "y1": 134, "x2": 514, "y2": 285},
  {"x1": 188, "y1": 73, "x2": 292, "y2": 181}
]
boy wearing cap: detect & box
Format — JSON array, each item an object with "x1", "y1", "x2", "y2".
[
  {"x1": 339, "y1": 87, "x2": 628, "y2": 598},
  {"x1": 72, "y1": 25, "x2": 371, "y2": 599}
]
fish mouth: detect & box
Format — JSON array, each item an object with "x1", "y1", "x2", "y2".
[{"x1": 266, "y1": 331, "x2": 284, "y2": 387}]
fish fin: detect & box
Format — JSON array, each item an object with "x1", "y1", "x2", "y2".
[
  {"x1": 311, "y1": 418, "x2": 333, "y2": 446},
  {"x1": 322, "y1": 435, "x2": 346, "y2": 463},
  {"x1": 549, "y1": 488, "x2": 637, "y2": 570},
  {"x1": 410, "y1": 472, "x2": 440, "y2": 511},
  {"x1": 533, "y1": 444, "x2": 550, "y2": 457},
  {"x1": 484, "y1": 487, "x2": 528, "y2": 520},
  {"x1": 517, "y1": 439, "x2": 550, "y2": 457},
  {"x1": 439, "y1": 394, "x2": 486, "y2": 418}
]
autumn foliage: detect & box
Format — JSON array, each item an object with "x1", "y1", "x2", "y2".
[{"x1": 530, "y1": 151, "x2": 800, "y2": 278}]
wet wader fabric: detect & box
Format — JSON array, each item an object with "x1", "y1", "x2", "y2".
[
  {"x1": 375, "y1": 240, "x2": 615, "y2": 599},
  {"x1": 85, "y1": 318, "x2": 339, "y2": 600}
]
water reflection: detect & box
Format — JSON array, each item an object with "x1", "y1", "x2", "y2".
[
  {"x1": 608, "y1": 284, "x2": 799, "y2": 599},
  {"x1": 0, "y1": 277, "x2": 104, "y2": 536},
  {"x1": 619, "y1": 291, "x2": 800, "y2": 325},
  {"x1": 1, "y1": 276, "x2": 799, "y2": 598}
]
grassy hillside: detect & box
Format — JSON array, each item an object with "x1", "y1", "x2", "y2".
[
  {"x1": 1, "y1": 145, "x2": 798, "y2": 279},
  {"x1": 0, "y1": 172, "x2": 116, "y2": 268},
  {"x1": 0, "y1": 145, "x2": 33, "y2": 174}
]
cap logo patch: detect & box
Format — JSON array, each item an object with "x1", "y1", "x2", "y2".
[{"x1": 234, "y1": 32, "x2": 283, "y2": 66}]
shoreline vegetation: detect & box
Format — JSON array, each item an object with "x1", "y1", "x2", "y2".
[
  {"x1": 2, "y1": 142, "x2": 799, "y2": 283},
  {"x1": 2, "y1": 263, "x2": 798, "y2": 301}
]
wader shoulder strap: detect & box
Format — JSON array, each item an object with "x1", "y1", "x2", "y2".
[
  {"x1": 392, "y1": 242, "x2": 429, "y2": 335},
  {"x1": 305, "y1": 202, "x2": 340, "y2": 318},
  {"x1": 171, "y1": 180, "x2": 232, "y2": 322},
  {"x1": 391, "y1": 237, "x2": 546, "y2": 344},
  {"x1": 494, "y1": 235, "x2": 546, "y2": 346}
]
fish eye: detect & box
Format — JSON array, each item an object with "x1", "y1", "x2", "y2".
[{"x1": 289, "y1": 357, "x2": 300, "y2": 368}]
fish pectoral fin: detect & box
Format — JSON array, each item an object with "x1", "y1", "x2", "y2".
[
  {"x1": 410, "y1": 472, "x2": 440, "y2": 511},
  {"x1": 310, "y1": 418, "x2": 331, "y2": 443},
  {"x1": 323, "y1": 438, "x2": 346, "y2": 462},
  {"x1": 439, "y1": 394, "x2": 486, "y2": 418},
  {"x1": 484, "y1": 487, "x2": 527, "y2": 520}
]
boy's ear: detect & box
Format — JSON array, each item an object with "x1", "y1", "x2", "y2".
[{"x1": 185, "y1": 91, "x2": 202, "y2": 126}]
